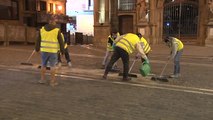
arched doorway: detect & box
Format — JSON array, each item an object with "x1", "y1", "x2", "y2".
[
  {"x1": 119, "y1": 15, "x2": 134, "y2": 34},
  {"x1": 163, "y1": 0, "x2": 198, "y2": 43}
]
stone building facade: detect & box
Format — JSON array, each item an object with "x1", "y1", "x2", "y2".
[
  {"x1": 0, "y1": 0, "x2": 67, "y2": 45},
  {"x1": 93, "y1": 0, "x2": 213, "y2": 47}
]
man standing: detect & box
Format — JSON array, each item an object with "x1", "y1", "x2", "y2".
[
  {"x1": 103, "y1": 33, "x2": 149, "y2": 81},
  {"x1": 35, "y1": 16, "x2": 64, "y2": 86},
  {"x1": 102, "y1": 32, "x2": 118, "y2": 70},
  {"x1": 57, "y1": 32, "x2": 72, "y2": 67},
  {"x1": 164, "y1": 36, "x2": 184, "y2": 78}
]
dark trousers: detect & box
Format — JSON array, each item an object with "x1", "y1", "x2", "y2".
[
  {"x1": 104, "y1": 46, "x2": 129, "y2": 78},
  {"x1": 58, "y1": 48, "x2": 71, "y2": 63}
]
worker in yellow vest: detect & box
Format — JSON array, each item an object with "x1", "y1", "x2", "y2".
[
  {"x1": 57, "y1": 32, "x2": 72, "y2": 67},
  {"x1": 35, "y1": 16, "x2": 64, "y2": 86},
  {"x1": 102, "y1": 32, "x2": 119, "y2": 70},
  {"x1": 136, "y1": 33, "x2": 151, "y2": 62},
  {"x1": 103, "y1": 33, "x2": 149, "y2": 81},
  {"x1": 164, "y1": 36, "x2": 184, "y2": 78}
]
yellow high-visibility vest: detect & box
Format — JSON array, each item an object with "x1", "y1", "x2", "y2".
[
  {"x1": 107, "y1": 36, "x2": 115, "y2": 51},
  {"x1": 116, "y1": 33, "x2": 140, "y2": 54},
  {"x1": 140, "y1": 37, "x2": 151, "y2": 54},
  {"x1": 40, "y1": 27, "x2": 59, "y2": 53},
  {"x1": 174, "y1": 38, "x2": 184, "y2": 51}
]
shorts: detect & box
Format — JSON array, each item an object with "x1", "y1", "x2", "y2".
[{"x1": 41, "y1": 52, "x2": 58, "y2": 67}]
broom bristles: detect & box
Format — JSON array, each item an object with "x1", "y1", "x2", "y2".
[{"x1": 21, "y1": 63, "x2": 33, "y2": 65}]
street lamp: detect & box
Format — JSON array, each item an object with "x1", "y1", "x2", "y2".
[
  {"x1": 56, "y1": 5, "x2": 63, "y2": 14},
  {"x1": 57, "y1": 5, "x2": 62, "y2": 11}
]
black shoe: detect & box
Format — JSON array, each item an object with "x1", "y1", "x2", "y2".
[
  {"x1": 122, "y1": 77, "x2": 131, "y2": 81},
  {"x1": 102, "y1": 74, "x2": 107, "y2": 80}
]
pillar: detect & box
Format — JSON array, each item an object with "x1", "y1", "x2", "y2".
[
  {"x1": 205, "y1": 0, "x2": 213, "y2": 47},
  {"x1": 93, "y1": 0, "x2": 110, "y2": 47}
]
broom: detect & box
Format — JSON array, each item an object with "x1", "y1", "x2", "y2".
[
  {"x1": 20, "y1": 50, "x2": 35, "y2": 66},
  {"x1": 118, "y1": 59, "x2": 137, "y2": 78},
  {"x1": 151, "y1": 60, "x2": 169, "y2": 82}
]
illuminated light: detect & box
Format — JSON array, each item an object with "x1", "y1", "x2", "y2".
[
  {"x1": 57, "y1": 5, "x2": 62, "y2": 11},
  {"x1": 166, "y1": 22, "x2": 170, "y2": 26}
]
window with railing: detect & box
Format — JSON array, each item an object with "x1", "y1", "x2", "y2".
[
  {"x1": 118, "y1": 0, "x2": 136, "y2": 11},
  {"x1": 0, "y1": 0, "x2": 19, "y2": 20}
]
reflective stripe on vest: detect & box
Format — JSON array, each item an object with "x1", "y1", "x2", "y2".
[
  {"x1": 140, "y1": 37, "x2": 151, "y2": 54},
  {"x1": 174, "y1": 38, "x2": 184, "y2": 51},
  {"x1": 40, "y1": 27, "x2": 59, "y2": 53},
  {"x1": 116, "y1": 33, "x2": 140, "y2": 54}
]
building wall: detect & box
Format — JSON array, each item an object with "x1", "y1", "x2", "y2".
[
  {"x1": 93, "y1": 0, "x2": 212, "y2": 46},
  {"x1": 0, "y1": 0, "x2": 67, "y2": 45}
]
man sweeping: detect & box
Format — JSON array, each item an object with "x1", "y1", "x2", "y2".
[
  {"x1": 101, "y1": 32, "x2": 119, "y2": 70},
  {"x1": 164, "y1": 36, "x2": 184, "y2": 78},
  {"x1": 102, "y1": 33, "x2": 149, "y2": 81},
  {"x1": 136, "y1": 33, "x2": 151, "y2": 62},
  {"x1": 35, "y1": 15, "x2": 64, "y2": 86}
]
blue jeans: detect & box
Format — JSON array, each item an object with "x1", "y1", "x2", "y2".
[
  {"x1": 174, "y1": 49, "x2": 183, "y2": 75},
  {"x1": 41, "y1": 52, "x2": 58, "y2": 67}
]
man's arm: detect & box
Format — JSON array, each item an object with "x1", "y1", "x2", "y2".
[
  {"x1": 170, "y1": 41, "x2": 178, "y2": 59},
  {"x1": 57, "y1": 30, "x2": 65, "y2": 54},
  {"x1": 35, "y1": 31, "x2": 41, "y2": 52},
  {"x1": 135, "y1": 42, "x2": 148, "y2": 60}
]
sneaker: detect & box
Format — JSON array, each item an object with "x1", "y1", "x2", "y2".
[
  {"x1": 57, "y1": 62, "x2": 62, "y2": 67},
  {"x1": 50, "y1": 81, "x2": 59, "y2": 87},
  {"x1": 122, "y1": 77, "x2": 132, "y2": 81},
  {"x1": 169, "y1": 74, "x2": 179, "y2": 78},
  {"x1": 68, "y1": 62, "x2": 72, "y2": 67},
  {"x1": 38, "y1": 79, "x2": 46, "y2": 84}
]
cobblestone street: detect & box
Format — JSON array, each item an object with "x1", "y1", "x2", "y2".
[{"x1": 0, "y1": 44, "x2": 213, "y2": 120}]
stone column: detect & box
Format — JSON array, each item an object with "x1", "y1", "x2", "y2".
[
  {"x1": 137, "y1": 0, "x2": 150, "y2": 42},
  {"x1": 206, "y1": 0, "x2": 213, "y2": 47},
  {"x1": 148, "y1": 0, "x2": 158, "y2": 44},
  {"x1": 155, "y1": 0, "x2": 164, "y2": 44},
  {"x1": 94, "y1": 0, "x2": 100, "y2": 26},
  {"x1": 93, "y1": 0, "x2": 110, "y2": 47},
  {"x1": 105, "y1": 0, "x2": 110, "y2": 25}
]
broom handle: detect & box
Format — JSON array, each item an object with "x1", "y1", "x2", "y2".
[
  {"x1": 26, "y1": 50, "x2": 35, "y2": 62},
  {"x1": 160, "y1": 60, "x2": 169, "y2": 76},
  {"x1": 128, "y1": 59, "x2": 136, "y2": 73}
]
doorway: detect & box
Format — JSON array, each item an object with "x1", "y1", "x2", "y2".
[{"x1": 119, "y1": 15, "x2": 133, "y2": 34}]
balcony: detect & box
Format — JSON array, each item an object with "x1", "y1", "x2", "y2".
[
  {"x1": 37, "y1": 11, "x2": 68, "y2": 23},
  {"x1": 118, "y1": 0, "x2": 136, "y2": 11}
]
